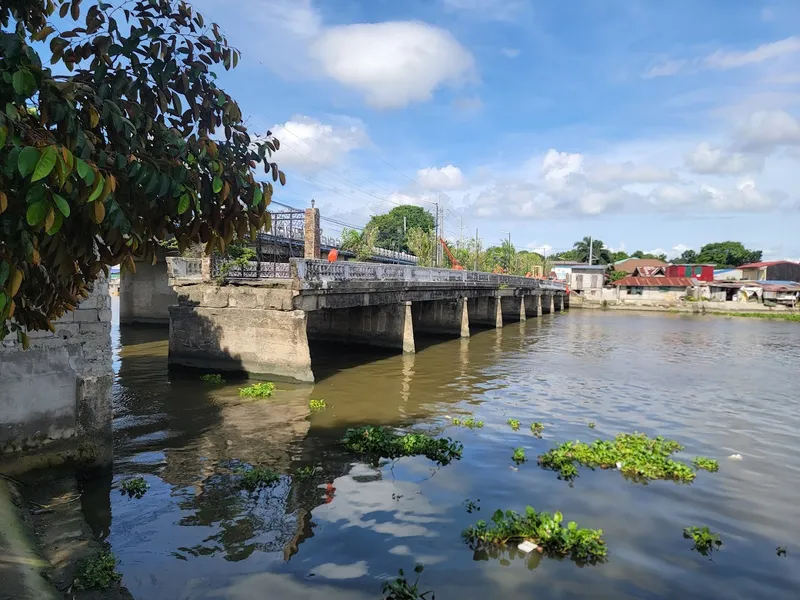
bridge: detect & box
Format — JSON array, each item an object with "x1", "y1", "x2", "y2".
[{"x1": 166, "y1": 257, "x2": 569, "y2": 382}]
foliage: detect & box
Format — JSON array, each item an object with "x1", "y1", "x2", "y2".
[
  {"x1": 119, "y1": 475, "x2": 148, "y2": 498},
  {"x1": 381, "y1": 565, "x2": 434, "y2": 600},
  {"x1": 294, "y1": 465, "x2": 319, "y2": 480},
  {"x1": 696, "y1": 241, "x2": 762, "y2": 267},
  {"x1": 692, "y1": 457, "x2": 719, "y2": 472},
  {"x1": 367, "y1": 205, "x2": 435, "y2": 253},
  {"x1": 512, "y1": 447, "x2": 526, "y2": 464},
  {"x1": 341, "y1": 426, "x2": 463, "y2": 466},
  {"x1": 530, "y1": 422, "x2": 544, "y2": 437},
  {"x1": 406, "y1": 226, "x2": 435, "y2": 266},
  {"x1": 340, "y1": 225, "x2": 377, "y2": 261},
  {"x1": 538, "y1": 433, "x2": 701, "y2": 483},
  {"x1": 309, "y1": 398, "x2": 326, "y2": 410},
  {"x1": 588, "y1": 421, "x2": 596, "y2": 429},
  {"x1": 683, "y1": 526, "x2": 722, "y2": 556},
  {"x1": 678, "y1": 249, "x2": 698, "y2": 263},
  {"x1": 573, "y1": 237, "x2": 612, "y2": 265},
  {"x1": 451, "y1": 416, "x2": 484, "y2": 429},
  {"x1": 236, "y1": 465, "x2": 280, "y2": 491},
  {"x1": 0, "y1": 0, "x2": 285, "y2": 340},
  {"x1": 463, "y1": 507, "x2": 607, "y2": 563},
  {"x1": 463, "y1": 499, "x2": 480, "y2": 513},
  {"x1": 630, "y1": 250, "x2": 667, "y2": 261},
  {"x1": 215, "y1": 241, "x2": 256, "y2": 281},
  {"x1": 73, "y1": 549, "x2": 121, "y2": 590},
  {"x1": 238, "y1": 381, "x2": 275, "y2": 398},
  {"x1": 507, "y1": 418, "x2": 520, "y2": 431},
  {"x1": 610, "y1": 250, "x2": 629, "y2": 262},
  {"x1": 608, "y1": 270, "x2": 627, "y2": 282},
  {"x1": 201, "y1": 373, "x2": 225, "y2": 384}
]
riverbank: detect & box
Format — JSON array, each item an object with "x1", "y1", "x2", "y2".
[{"x1": 571, "y1": 297, "x2": 800, "y2": 321}]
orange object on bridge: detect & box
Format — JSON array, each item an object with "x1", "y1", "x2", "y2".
[{"x1": 327, "y1": 248, "x2": 339, "y2": 263}]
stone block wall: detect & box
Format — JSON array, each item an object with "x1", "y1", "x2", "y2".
[{"x1": 0, "y1": 277, "x2": 113, "y2": 473}]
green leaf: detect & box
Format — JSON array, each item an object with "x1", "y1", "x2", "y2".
[
  {"x1": 26, "y1": 184, "x2": 46, "y2": 205},
  {"x1": 252, "y1": 185, "x2": 262, "y2": 207},
  {"x1": 53, "y1": 194, "x2": 70, "y2": 217},
  {"x1": 0, "y1": 291, "x2": 6, "y2": 315},
  {"x1": 31, "y1": 146, "x2": 57, "y2": 182},
  {"x1": 158, "y1": 173, "x2": 171, "y2": 197},
  {"x1": 212, "y1": 176, "x2": 222, "y2": 193},
  {"x1": 177, "y1": 194, "x2": 190, "y2": 215},
  {"x1": 76, "y1": 158, "x2": 89, "y2": 179},
  {"x1": 47, "y1": 211, "x2": 64, "y2": 235},
  {"x1": 0, "y1": 262, "x2": 9, "y2": 287},
  {"x1": 12, "y1": 69, "x2": 36, "y2": 97},
  {"x1": 0, "y1": 125, "x2": 6, "y2": 148},
  {"x1": 26, "y1": 200, "x2": 48, "y2": 226},
  {"x1": 18, "y1": 147, "x2": 41, "y2": 177},
  {"x1": 88, "y1": 176, "x2": 104, "y2": 202}
]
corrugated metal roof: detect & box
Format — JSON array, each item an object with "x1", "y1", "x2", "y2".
[
  {"x1": 613, "y1": 276, "x2": 697, "y2": 287},
  {"x1": 739, "y1": 260, "x2": 799, "y2": 269},
  {"x1": 613, "y1": 258, "x2": 668, "y2": 273}
]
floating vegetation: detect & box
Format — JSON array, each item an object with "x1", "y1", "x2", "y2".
[
  {"x1": 73, "y1": 550, "x2": 122, "y2": 591},
  {"x1": 512, "y1": 447, "x2": 526, "y2": 464},
  {"x1": 684, "y1": 526, "x2": 722, "y2": 556},
  {"x1": 341, "y1": 426, "x2": 463, "y2": 466},
  {"x1": 309, "y1": 399, "x2": 327, "y2": 411},
  {"x1": 463, "y1": 507, "x2": 607, "y2": 563},
  {"x1": 236, "y1": 466, "x2": 280, "y2": 491},
  {"x1": 538, "y1": 433, "x2": 700, "y2": 483},
  {"x1": 507, "y1": 418, "x2": 520, "y2": 431},
  {"x1": 452, "y1": 416, "x2": 484, "y2": 429},
  {"x1": 692, "y1": 457, "x2": 719, "y2": 472},
  {"x1": 239, "y1": 382, "x2": 275, "y2": 398},
  {"x1": 294, "y1": 466, "x2": 319, "y2": 480},
  {"x1": 530, "y1": 422, "x2": 544, "y2": 437},
  {"x1": 464, "y1": 499, "x2": 481, "y2": 514},
  {"x1": 119, "y1": 476, "x2": 148, "y2": 499},
  {"x1": 382, "y1": 565, "x2": 433, "y2": 600},
  {"x1": 200, "y1": 373, "x2": 225, "y2": 384},
  {"x1": 777, "y1": 546, "x2": 787, "y2": 557},
  {"x1": 588, "y1": 422, "x2": 596, "y2": 429}
]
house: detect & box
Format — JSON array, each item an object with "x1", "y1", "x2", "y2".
[
  {"x1": 739, "y1": 261, "x2": 800, "y2": 282},
  {"x1": 613, "y1": 257, "x2": 667, "y2": 275},
  {"x1": 665, "y1": 264, "x2": 715, "y2": 282},
  {"x1": 550, "y1": 261, "x2": 587, "y2": 281},
  {"x1": 612, "y1": 276, "x2": 697, "y2": 301},
  {"x1": 568, "y1": 265, "x2": 607, "y2": 297}
]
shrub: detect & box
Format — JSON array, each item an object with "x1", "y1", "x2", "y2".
[
  {"x1": 309, "y1": 399, "x2": 327, "y2": 411},
  {"x1": 692, "y1": 457, "x2": 719, "y2": 472},
  {"x1": 452, "y1": 416, "x2": 484, "y2": 429},
  {"x1": 119, "y1": 476, "x2": 148, "y2": 499},
  {"x1": 530, "y1": 422, "x2": 544, "y2": 437},
  {"x1": 341, "y1": 426, "x2": 463, "y2": 466},
  {"x1": 507, "y1": 418, "x2": 520, "y2": 431},
  {"x1": 463, "y1": 507, "x2": 607, "y2": 563},
  {"x1": 201, "y1": 373, "x2": 225, "y2": 384},
  {"x1": 538, "y1": 433, "x2": 699, "y2": 483},
  {"x1": 73, "y1": 550, "x2": 121, "y2": 591},
  {"x1": 239, "y1": 382, "x2": 275, "y2": 398},
  {"x1": 236, "y1": 466, "x2": 280, "y2": 491},
  {"x1": 684, "y1": 526, "x2": 722, "y2": 556}
]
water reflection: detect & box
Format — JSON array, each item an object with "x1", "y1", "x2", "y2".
[{"x1": 101, "y1": 300, "x2": 800, "y2": 599}]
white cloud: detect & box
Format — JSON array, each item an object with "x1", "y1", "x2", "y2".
[
  {"x1": 643, "y1": 59, "x2": 687, "y2": 79},
  {"x1": 670, "y1": 244, "x2": 691, "y2": 258},
  {"x1": 540, "y1": 149, "x2": 583, "y2": 188},
  {"x1": 733, "y1": 110, "x2": 800, "y2": 151},
  {"x1": 417, "y1": 165, "x2": 465, "y2": 190},
  {"x1": 501, "y1": 48, "x2": 521, "y2": 58},
  {"x1": 585, "y1": 161, "x2": 675, "y2": 184},
  {"x1": 700, "y1": 178, "x2": 775, "y2": 211},
  {"x1": 685, "y1": 142, "x2": 763, "y2": 175},
  {"x1": 271, "y1": 115, "x2": 368, "y2": 173},
  {"x1": 311, "y1": 22, "x2": 474, "y2": 109}
]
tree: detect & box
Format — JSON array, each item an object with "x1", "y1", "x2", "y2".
[
  {"x1": 572, "y1": 237, "x2": 611, "y2": 264},
  {"x1": 631, "y1": 250, "x2": 667, "y2": 261},
  {"x1": 696, "y1": 241, "x2": 761, "y2": 267},
  {"x1": 678, "y1": 249, "x2": 698, "y2": 263},
  {"x1": 0, "y1": 0, "x2": 284, "y2": 342},
  {"x1": 339, "y1": 226, "x2": 376, "y2": 262},
  {"x1": 610, "y1": 250, "x2": 629, "y2": 262},
  {"x1": 366, "y1": 205, "x2": 434, "y2": 253},
  {"x1": 406, "y1": 227, "x2": 434, "y2": 267}
]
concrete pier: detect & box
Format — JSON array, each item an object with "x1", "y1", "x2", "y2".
[{"x1": 119, "y1": 258, "x2": 177, "y2": 325}]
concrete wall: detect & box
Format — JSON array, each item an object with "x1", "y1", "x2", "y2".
[
  {"x1": 0, "y1": 278, "x2": 112, "y2": 474},
  {"x1": 120, "y1": 260, "x2": 178, "y2": 325}
]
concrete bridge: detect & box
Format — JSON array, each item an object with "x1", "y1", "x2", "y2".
[{"x1": 166, "y1": 257, "x2": 569, "y2": 382}]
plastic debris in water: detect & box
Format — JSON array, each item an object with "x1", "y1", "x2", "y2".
[
  {"x1": 517, "y1": 540, "x2": 539, "y2": 553},
  {"x1": 616, "y1": 461, "x2": 624, "y2": 469},
  {"x1": 728, "y1": 454, "x2": 743, "y2": 460}
]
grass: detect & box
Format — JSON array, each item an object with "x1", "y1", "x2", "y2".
[
  {"x1": 119, "y1": 476, "x2": 148, "y2": 499},
  {"x1": 507, "y1": 418, "x2": 520, "y2": 431},
  {"x1": 200, "y1": 373, "x2": 225, "y2": 384},
  {"x1": 512, "y1": 447, "x2": 526, "y2": 464},
  {"x1": 341, "y1": 426, "x2": 463, "y2": 466},
  {"x1": 382, "y1": 565, "x2": 433, "y2": 599},
  {"x1": 684, "y1": 526, "x2": 722, "y2": 556},
  {"x1": 710, "y1": 311, "x2": 800, "y2": 322},
  {"x1": 692, "y1": 457, "x2": 719, "y2": 472},
  {"x1": 236, "y1": 466, "x2": 281, "y2": 491},
  {"x1": 73, "y1": 550, "x2": 122, "y2": 591},
  {"x1": 463, "y1": 507, "x2": 607, "y2": 563},
  {"x1": 309, "y1": 399, "x2": 327, "y2": 411},
  {"x1": 451, "y1": 416, "x2": 484, "y2": 429},
  {"x1": 239, "y1": 382, "x2": 275, "y2": 398},
  {"x1": 294, "y1": 465, "x2": 319, "y2": 480},
  {"x1": 530, "y1": 422, "x2": 544, "y2": 437},
  {"x1": 538, "y1": 432, "x2": 705, "y2": 483}
]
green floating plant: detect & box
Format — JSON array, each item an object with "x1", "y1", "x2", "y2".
[
  {"x1": 382, "y1": 564, "x2": 433, "y2": 599},
  {"x1": 452, "y1": 416, "x2": 484, "y2": 429},
  {"x1": 507, "y1": 418, "x2": 520, "y2": 431},
  {"x1": 463, "y1": 507, "x2": 607, "y2": 563},
  {"x1": 530, "y1": 422, "x2": 544, "y2": 437},
  {"x1": 692, "y1": 457, "x2": 719, "y2": 472},
  {"x1": 294, "y1": 465, "x2": 319, "y2": 480},
  {"x1": 239, "y1": 382, "x2": 275, "y2": 398},
  {"x1": 309, "y1": 399, "x2": 327, "y2": 411},
  {"x1": 341, "y1": 426, "x2": 463, "y2": 466},
  {"x1": 463, "y1": 499, "x2": 481, "y2": 514},
  {"x1": 684, "y1": 526, "x2": 722, "y2": 556},
  {"x1": 512, "y1": 447, "x2": 526, "y2": 464},
  {"x1": 73, "y1": 550, "x2": 122, "y2": 591},
  {"x1": 119, "y1": 476, "x2": 148, "y2": 499},
  {"x1": 236, "y1": 466, "x2": 280, "y2": 491},
  {"x1": 200, "y1": 373, "x2": 225, "y2": 384}
]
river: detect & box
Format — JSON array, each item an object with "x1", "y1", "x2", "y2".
[{"x1": 78, "y1": 299, "x2": 800, "y2": 599}]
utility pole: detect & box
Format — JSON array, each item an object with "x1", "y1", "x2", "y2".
[
  {"x1": 433, "y1": 200, "x2": 440, "y2": 267},
  {"x1": 403, "y1": 216, "x2": 407, "y2": 234},
  {"x1": 474, "y1": 228, "x2": 479, "y2": 271},
  {"x1": 589, "y1": 235, "x2": 593, "y2": 265}
]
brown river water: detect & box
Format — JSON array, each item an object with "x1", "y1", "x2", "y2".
[{"x1": 73, "y1": 299, "x2": 800, "y2": 599}]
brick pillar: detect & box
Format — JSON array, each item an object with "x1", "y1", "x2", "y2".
[{"x1": 304, "y1": 208, "x2": 320, "y2": 259}]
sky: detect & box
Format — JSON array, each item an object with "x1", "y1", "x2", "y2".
[{"x1": 193, "y1": 0, "x2": 800, "y2": 259}]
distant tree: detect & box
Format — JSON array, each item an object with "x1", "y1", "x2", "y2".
[
  {"x1": 610, "y1": 250, "x2": 629, "y2": 262},
  {"x1": 552, "y1": 249, "x2": 581, "y2": 262},
  {"x1": 339, "y1": 227, "x2": 376, "y2": 262},
  {"x1": 366, "y1": 205, "x2": 435, "y2": 253},
  {"x1": 678, "y1": 249, "x2": 699, "y2": 263},
  {"x1": 696, "y1": 241, "x2": 762, "y2": 267},
  {"x1": 631, "y1": 250, "x2": 667, "y2": 262},
  {"x1": 406, "y1": 227, "x2": 434, "y2": 266},
  {"x1": 573, "y1": 237, "x2": 611, "y2": 264},
  {"x1": 608, "y1": 270, "x2": 627, "y2": 282}
]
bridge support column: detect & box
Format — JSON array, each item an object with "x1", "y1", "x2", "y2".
[
  {"x1": 541, "y1": 293, "x2": 552, "y2": 315},
  {"x1": 524, "y1": 294, "x2": 541, "y2": 318},
  {"x1": 411, "y1": 298, "x2": 469, "y2": 338},
  {"x1": 554, "y1": 294, "x2": 563, "y2": 312},
  {"x1": 467, "y1": 296, "x2": 502, "y2": 329},
  {"x1": 307, "y1": 302, "x2": 415, "y2": 354},
  {"x1": 120, "y1": 259, "x2": 178, "y2": 325},
  {"x1": 500, "y1": 295, "x2": 523, "y2": 323}
]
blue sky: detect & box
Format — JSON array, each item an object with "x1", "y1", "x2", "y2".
[{"x1": 194, "y1": 0, "x2": 800, "y2": 258}]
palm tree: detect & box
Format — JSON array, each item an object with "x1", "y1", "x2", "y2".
[{"x1": 572, "y1": 237, "x2": 611, "y2": 265}]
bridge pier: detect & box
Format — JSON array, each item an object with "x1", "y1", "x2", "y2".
[
  {"x1": 120, "y1": 257, "x2": 178, "y2": 325},
  {"x1": 541, "y1": 293, "x2": 552, "y2": 315},
  {"x1": 467, "y1": 296, "x2": 503, "y2": 329},
  {"x1": 500, "y1": 295, "x2": 524, "y2": 323},
  {"x1": 564, "y1": 293, "x2": 570, "y2": 309},
  {"x1": 307, "y1": 302, "x2": 415, "y2": 353},
  {"x1": 524, "y1": 294, "x2": 542, "y2": 318},
  {"x1": 412, "y1": 298, "x2": 469, "y2": 338}
]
